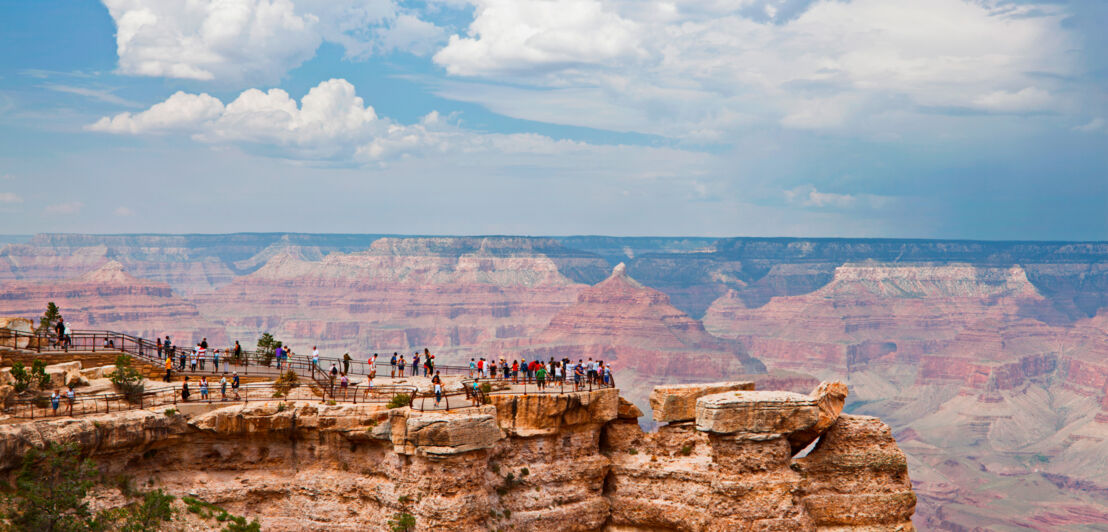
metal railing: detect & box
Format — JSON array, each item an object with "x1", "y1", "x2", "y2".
[
  {"x1": 1, "y1": 327, "x2": 475, "y2": 379},
  {"x1": 7, "y1": 381, "x2": 422, "y2": 419}
]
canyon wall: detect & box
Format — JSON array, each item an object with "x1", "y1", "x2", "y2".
[
  {"x1": 0, "y1": 383, "x2": 915, "y2": 531},
  {"x1": 0, "y1": 234, "x2": 1105, "y2": 529}
]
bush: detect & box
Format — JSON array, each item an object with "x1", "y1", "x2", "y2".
[
  {"x1": 276, "y1": 402, "x2": 287, "y2": 413},
  {"x1": 164, "y1": 408, "x2": 177, "y2": 416},
  {"x1": 387, "y1": 393, "x2": 411, "y2": 409},
  {"x1": 389, "y1": 512, "x2": 416, "y2": 532},
  {"x1": 479, "y1": 382, "x2": 492, "y2": 394},
  {"x1": 9, "y1": 361, "x2": 31, "y2": 393},
  {"x1": 109, "y1": 355, "x2": 146, "y2": 403},
  {"x1": 255, "y1": 333, "x2": 280, "y2": 367},
  {"x1": 680, "y1": 444, "x2": 693, "y2": 456},
  {"x1": 273, "y1": 370, "x2": 299, "y2": 396},
  {"x1": 1, "y1": 442, "x2": 98, "y2": 531},
  {"x1": 31, "y1": 359, "x2": 52, "y2": 390}
]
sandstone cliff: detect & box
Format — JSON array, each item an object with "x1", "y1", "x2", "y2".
[{"x1": 0, "y1": 381, "x2": 914, "y2": 531}]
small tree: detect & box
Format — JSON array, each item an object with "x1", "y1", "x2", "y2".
[
  {"x1": 2, "y1": 442, "x2": 99, "y2": 531},
  {"x1": 255, "y1": 333, "x2": 280, "y2": 367},
  {"x1": 36, "y1": 302, "x2": 61, "y2": 336},
  {"x1": 109, "y1": 355, "x2": 146, "y2": 403},
  {"x1": 31, "y1": 359, "x2": 52, "y2": 390},
  {"x1": 9, "y1": 361, "x2": 31, "y2": 393}
]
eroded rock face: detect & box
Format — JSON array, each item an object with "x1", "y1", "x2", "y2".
[
  {"x1": 0, "y1": 386, "x2": 914, "y2": 531},
  {"x1": 695, "y1": 390, "x2": 819, "y2": 437},
  {"x1": 487, "y1": 387, "x2": 619, "y2": 437},
  {"x1": 788, "y1": 381, "x2": 848, "y2": 454},
  {"x1": 649, "y1": 381, "x2": 755, "y2": 423}
]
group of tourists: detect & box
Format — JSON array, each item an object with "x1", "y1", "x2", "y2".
[
  {"x1": 52, "y1": 317, "x2": 72, "y2": 349},
  {"x1": 388, "y1": 349, "x2": 437, "y2": 378},
  {"x1": 468, "y1": 357, "x2": 613, "y2": 390},
  {"x1": 180, "y1": 373, "x2": 240, "y2": 402},
  {"x1": 48, "y1": 386, "x2": 76, "y2": 415},
  {"x1": 159, "y1": 337, "x2": 246, "y2": 382}
]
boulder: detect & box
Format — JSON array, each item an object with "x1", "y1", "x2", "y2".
[
  {"x1": 81, "y1": 365, "x2": 117, "y2": 380},
  {"x1": 46, "y1": 362, "x2": 83, "y2": 387},
  {"x1": 0, "y1": 317, "x2": 33, "y2": 349},
  {"x1": 787, "y1": 381, "x2": 848, "y2": 454},
  {"x1": 617, "y1": 397, "x2": 643, "y2": 419},
  {"x1": 649, "y1": 381, "x2": 755, "y2": 423},
  {"x1": 65, "y1": 367, "x2": 89, "y2": 388},
  {"x1": 695, "y1": 390, "x2": 818, "y2": 437},
  {"x1": 0, "y1": 385, "x2": 13, "y2": 407}
]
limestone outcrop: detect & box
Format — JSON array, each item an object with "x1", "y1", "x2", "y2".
[
  {"x1": 0, "y1": 382, "x2": 913, "y2": 531},
  {"x1": 649, "y1": 381, "x2": 755, "y2": 423}
]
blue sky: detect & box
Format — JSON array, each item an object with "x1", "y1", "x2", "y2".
[{"x1": 0, "y1": 0, "x2": 1104, "y2": 239}]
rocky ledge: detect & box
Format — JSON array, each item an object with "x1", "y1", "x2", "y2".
[{"x1": 0, "y1": 382, "x2": 914, "y2": 531}]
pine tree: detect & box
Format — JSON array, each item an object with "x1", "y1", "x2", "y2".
[{"x1": 37, "y1": 301, "x2": 61, "y2": 335}]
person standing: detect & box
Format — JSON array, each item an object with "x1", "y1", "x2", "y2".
[
  {"x1": 198, "y1": 342, "x2": 206, "y2": 371},
  {"x1": 233, "y1": 340, "x2": 242, "y2": 365},
  {"x1": 54, "y1": 318, "x2": 65, "y2": 348},
  {"x1": 62, "y1": 321, "x2": 72, "y2": 350},
  {"x1": 312, "y1": 346, "x2": 320, "y2": 368},
  {"x1": 232, "y1": 372, "x2": 240, "y2": 399},
  {"x1": 181, "y1": 377, "x2": 191, "y2": 402},
  {"x1": 164, "y1": 355, "x2": 173, "y2": 383},
  {"x1": 274, "y1": 345, "x2": 284, "y2": 369},
  {"x1": 199, "y1": 377, "x2": 209, "y2": 401},
  {"x1": 212, "y1": 349, "x2": 220, "y2": 373},
  {"x1": 411, "y1": 352, "x2": 420, "y2": 378},
  {"x1": 51, "y1": 390, "x2": 60, "y2": 416},
  {"x1": 343, "y1": 353, "x2": 352, "y2": 374},
  {"x1": 398, "y1": 354, "x2": 406, "y2": 377},
  {"x1": 220, "y1": 374, "x2": 228, "y2": 401},
  {"x1": 469, "y1": 358, "x2": 476, "y2": 378},
  {"x1": 156, "y1": 337, "x2": 163, "y2": 358},
  {"x1": 536, "y1": 363, "x2": 547, "y2": 390},
  {"x1": 390, "y1": 353, "x2": 398, "y2": 378},
  {"x1": 65, "y1": 386, "x2": 75, "y2": 415}
]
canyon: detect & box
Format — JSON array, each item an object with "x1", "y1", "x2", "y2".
[{"x1": 1, "y1": 233, "x2": 1106, "y2": 530}]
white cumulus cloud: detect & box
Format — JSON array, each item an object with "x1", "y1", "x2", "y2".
[
  {"x1": 0, "y1": 192, "x2": 23, "y2": 204},
  {"x1": 87, "y1": 78, "x2": 680, "y2": 165},
  {"x1": 102, "y1": 0, "x2": 445, "y2": 84},
  {"x1": 432, "y1": 0, "x2": 1077, "y2": 138}
]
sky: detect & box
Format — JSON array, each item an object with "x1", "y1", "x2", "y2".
[{"x1": 0, "y1": 0, "x2": 1104, "y2": 239}]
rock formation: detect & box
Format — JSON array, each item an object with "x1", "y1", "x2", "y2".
[
  {"x1": 191, "y1": 237, "x2": 607, "y2": 353},
  {"x1": 0, "y1": 261, "x2": 227, "y2": 344},
  {"x1": 703, "y1": 263, "x2": 1108, "y2": 528},
  {"x1": 496, "y1": 264, "x2": 767, "y2": 417},
  {"x1": 0, "y1": 381, "x2": 914, "y2": 531}
]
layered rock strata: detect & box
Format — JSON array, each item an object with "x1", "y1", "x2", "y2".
[{"x1": 0, "y1": 381, "x2": 914, "y2": 531}]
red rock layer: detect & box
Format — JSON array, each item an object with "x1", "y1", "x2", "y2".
[
  {"x1": 0, "y1": 261, "x2": 227, "y2": 345},
  {"x1": 193, "y1": 237, "x2": 603, "y2": 354},
  {"x1": 497, "y1": 264, "x2": 766, "y2": 413},
  {"x1": 702, "y1": 262, "x2": 1108, "y2": 529}
]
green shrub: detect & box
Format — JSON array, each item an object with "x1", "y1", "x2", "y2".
[
  {"x1": 387, "y1": 393, "x2": 411, "y2": 409},
  {"x1": 164, "y1": 408, "x2": 177, "y2": 416},
  {"x1": 680, "y1": 444, "x2": 693, "y2": 456},
  {"x1": 479, "y1": 382, "x2": 492, "y2": 394},
  {"x1": 1, "y1": 442, "x2": 98, "y2": 531},
  {"x1": 31, "y1": 359, "x2": 52, "y2": 389},
  {"x1": 109, "y1": 355, "x2": 146, "y2": 403},
  {"x1": 9, "y1": 361, "x2": 31, "y2": 393},
  {"x1": 276, "y1": 402, "x2": 287, "y2": 413},
  {"x1": 389, "y1": 512, "x2": 416, "y2": 532},
  {"x1": 628, "y1": 448, "x2": 638, "y2": 455}
]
